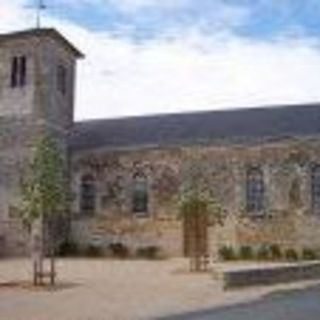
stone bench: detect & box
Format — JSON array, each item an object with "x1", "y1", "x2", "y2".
[{"x1": 217, "y1": 261, "x2": 320, "y2": 289}]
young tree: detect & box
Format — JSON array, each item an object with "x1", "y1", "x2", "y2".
[
  {"x1": 179, "y1": 156, "x2": 224, "y2": 272},
  {"x1": 20, "y1": 135, "x2": 66, "y2": 285}
]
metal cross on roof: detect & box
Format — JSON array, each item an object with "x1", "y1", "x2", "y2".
[{"x1": 35, "y1": 0, "x2": 47, "y2": 29}]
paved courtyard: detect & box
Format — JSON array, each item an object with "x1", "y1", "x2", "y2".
[
  {"x1": 0, "y1": 258, "x2": 319, "y2": 320},
  {"x1": 159, "y1": 283, "x2": 320, "y2": 320}
]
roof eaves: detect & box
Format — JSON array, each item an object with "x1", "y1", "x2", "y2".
[{"x1": 0, "y1": 28, "x2": 84, "y2": 59}]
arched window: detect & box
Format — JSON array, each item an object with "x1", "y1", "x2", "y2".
[
  {"x1": 311, "y1": 165, "x2": 320, "y2": 213},
  {"x1": 132, "y1": 173, "x2": 148, "y2": 215},
  {"x1": 246, "y1": 167, "x2": 264, "y2": 213},
  {"x1": 80, "y1": 174, "x2": 96, "y2": 216}
]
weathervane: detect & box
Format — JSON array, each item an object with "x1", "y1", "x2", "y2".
[{"x1": 35, "y1": 0, "x2": 46, "y2": 29}]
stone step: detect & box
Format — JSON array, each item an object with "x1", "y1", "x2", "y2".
[{"x1": 217, "y1": 261, "x2": 320, "y2": 289}]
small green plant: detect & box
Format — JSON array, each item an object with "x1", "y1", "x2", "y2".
[
  {"x1": 109, "y1": 242, "x2": 129, "y2": 258},
  {"x1": 269, "y1": 244, "x2": 282, "y2": 260},
  {"x1": 136, "y1": 246, "x2": 160, "y2": 259},
  {"x1": 85, "y1": 244, "x2": 103, "y2": 257},
  {"x1": 239, "y1": 245, "x2": 253, "y2": 260},
  {"x1": 256, "y1": 245, "x2": 270, "y2": 260},
  {"x1": 285, "y1": 248, "x2": 299, "y2": 261},
  {"x1": 302, "y1": 248, "x2": 317, "y2": 260},
  {"x1": 218, "y1": 245, "x2": 236, "y2": 261},
  {"x1": 58, "y1": 241, "x2": 79, "y2": 257}
]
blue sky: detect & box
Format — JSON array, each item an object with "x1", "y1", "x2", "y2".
[
  {"x1": 1, "y1": 0, "x2": 320, "y2": 119},
  {"x1": 38, "y1": 0, "x2": 320, "y2": 40}
]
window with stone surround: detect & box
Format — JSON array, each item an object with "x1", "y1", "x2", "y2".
[
  {"x1": 57, "y1": 64, "x2": 67, "y2": 95},
  {"x1": 311, "y1": 165, "x2": 320, "y2": 213},
  {"x1": 132, "y1": 173, "x2": 148, "y2": 216},
  {"x1": 80, "y1": 174, "x2": 96, "y2": 216},
  {"x1": 246, "y1": 167, "x2": 264, "y2": 214},
  {"x1": 10, "y1": 55, "x2": 27, "y2": 88}
]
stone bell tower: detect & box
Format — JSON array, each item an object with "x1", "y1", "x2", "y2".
[{"x1": 0, "y1": 29, "x2": 83, "y2": 255}]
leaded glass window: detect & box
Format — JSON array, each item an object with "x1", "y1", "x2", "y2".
[
  {"x1": 246, "y1": 167, "x2": 264, "y2": 213},
  {"x1": 132, "y1": 173, "x2": 148, "y2": 215},
  {"x1": 57, "y1": 64, "x2": 67, "y2": 95},
  {"x1": 311, "y1": 165, "x2": 320, "y2": 213},
  {"x1": 80, "y1": 174, "x2": 96, "y2": 216}
]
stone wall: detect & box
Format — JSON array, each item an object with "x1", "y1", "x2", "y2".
[
  {"x1": 70, "y1": 136, "x2": 320, "y2": 257},
  {"x1": 0, "y1": 31, "x2": 78, "y2": 256},
  {"x1": 0, "y1": 39, "x2": 35, "y2": 117},
  {"x1": 0, "y1": 143, "x2": 31, "y2": 256},
  {"x1": 0, "y1": 32, "x2": 76, "y2": 128},
  {"x1": 221, "y1": 262, "x2": 320, "y2": 288}
]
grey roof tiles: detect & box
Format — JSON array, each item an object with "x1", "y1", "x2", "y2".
[{"x1": 70, "y1": 103, "x2": 320, "y2": 150}]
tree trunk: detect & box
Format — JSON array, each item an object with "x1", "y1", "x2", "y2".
[
  {"x1": 50, "y1": 235, "x2": 56, "y2": 285},
  {"x1": 48, "y1": 218, "x2": 56, "y2": 286},
  {"x1": 31, "y1": 217, "x2": 44, "y2": 286}
]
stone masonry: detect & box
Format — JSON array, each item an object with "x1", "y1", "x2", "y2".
[
  {"x1": 70, "y1": 137, "x2": 320, "y2": 257},
  {"x1": 1, "y1": 28, "x2": 320, "y2": 258},
  {"x1": 0, "y1": 29, "x2": 82, "y2": 255}
]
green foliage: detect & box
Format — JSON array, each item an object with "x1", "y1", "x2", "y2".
[
  {"x1": 179, "y1": 193, "x2": 208, "y2": 218},
  {"x1": 218, "y1": 244, "x2": 318, "y2": 262},
  {"x1": 178, "y1": 191, "x2": 224, "y2": 227},
  {"x1": 109, "y1": 243, "x2": 129, "y2": 258},
  {"x1": 239, "y1": 245, "x2": 253, "y2": 260},
  {"x1": 218, "y1": 245, "x2": 236, "y2": 261},
  {"x1": 302, "y1": 248, "x2": 317, "y2": 260},
  {"x1": 179, "y1": 158, "x2": 225, "y2": 271},
  {"x1": 178, "y1": 156, "x2": 224, "y2": 225},
  {"x1": 85, "y1": 244, "x2": 104, "y2": 257},
  {"x1": 136, "y1": 246, "x2": 160, "y2": 259},
  {"x1": 58, "y1": 240, "x2": 79, "y2": 257},
  {"x1": 19, "y1": 135, "x2": 66, "y2": 224},
  {"x1": 285, "y1": 248, "x2": 299, "y2": 261},
  {"x1": 269, "y1": 244, "x2": 282, "y2": 260},
  {"x1": 256, "y1": 245, "x2": 271, "y2": 260}
]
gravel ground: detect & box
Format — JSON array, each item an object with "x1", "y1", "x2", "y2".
[{"x1": 0, "y1": 258, "x2": 319, "y2": 320}]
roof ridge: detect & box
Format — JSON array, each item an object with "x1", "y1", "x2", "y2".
[{"x1": 74, "y1": 101, "x2": 320, "y2": 125}]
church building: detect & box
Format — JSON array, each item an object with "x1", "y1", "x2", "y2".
[{"x1": 1, "y1": 28, "x2": 320, "y2": 257}]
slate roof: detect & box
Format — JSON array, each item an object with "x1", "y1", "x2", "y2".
[{"x1": 70, "y1": 103, "x2": 320, "y2": 151}]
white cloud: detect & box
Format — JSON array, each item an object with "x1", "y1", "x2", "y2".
[
  {"x1": 108, "y1": 0, "x2": 189, "y2": 12},
  {"x1": 49, "y1": 0, "x2": 188, "y2": 12},
  {"x1": 1, "y1": 0, "x2": 320, "y2": 120},
  {"x1": 73, "y1": 31, "x2": 320, "y2": 120},
  {"x1": 0, "y1": 1, "x2": 34, "y2": 32}
]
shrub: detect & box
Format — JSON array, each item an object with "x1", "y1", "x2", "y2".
[
  {"x1": 136, "y1": 246, "x2": 160, "y2": 259},
  {"x1": 109, "y1": 242, "x2": 129, "y2": 258},
  {"x1": 302, "y1": 248, "x2": 317, "y2": 260},
  {"x1": 85, "y1": 244, "x2": 103, "y2": 257},
  {"x1": 285, "y1": 248, "x2": 299, "y2": 261},
  {"x1": 239, "y1": 245, "x2": 253, "y2": 260},
  {"x1": 256, "y1": 245, "x2": 271, "y2": 260},
  {"x1": 58, "y1": 240, "x2": 79, "y2": 257},
  {"x1": 218, "y1": 245, "x2": 236, "y2": 261},
  {"x1": 269, "y1": 244, "x2": 282, "y2": 260}
]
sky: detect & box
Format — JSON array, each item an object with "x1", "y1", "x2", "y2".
[{"x1": 0, "y1": 0, "x2": 320, "y2": 120}]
